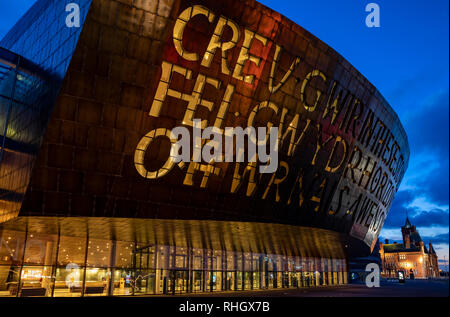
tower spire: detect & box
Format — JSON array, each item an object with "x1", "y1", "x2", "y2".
[{"x1": 404, "y1": 212, "x2": 412, "y2": 228}]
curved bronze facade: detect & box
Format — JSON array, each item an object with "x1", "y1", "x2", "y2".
[
  {"x1": 0, "y1": 0, "x2": 409, "y2": 255},
  {"x1": 0, "y1": 0, "x2": 411, "y2": 297}
]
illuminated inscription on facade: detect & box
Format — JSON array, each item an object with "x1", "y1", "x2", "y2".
[{"x1": 133, "y1": 5, "x2": 407, "y2": 243}]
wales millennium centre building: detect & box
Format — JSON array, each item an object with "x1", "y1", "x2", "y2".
[{"x1": 0, "y1": 0, "x2": 409, "y2": 296}]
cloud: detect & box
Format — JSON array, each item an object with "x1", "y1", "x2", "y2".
[
  {"x1": 379, "y1": 227, "x2": 448, "y2": 245},
  {"x1": 422, "y1": 233, "x2": 450, "y2": 245},
  {"x1": 400, "y1": 90, "x2": 450, "y2": 205},
  {"x1": 417, "y1": 227, "x2": 450, "y2": 239},
  {"x1": 382, "y1": 190, "x2": 449, "y2": 228},
  {"x1": 384, "y1": 189, "x2": 449, "y2": 226},
  {"x1": 382, "y1": 88, "x2": 449, "y2": 257},
  {"x1": 379, "y1": 228, "x2": 403, "y2": 242},
  {"x1": 408, "y1": 198, "x2": 448, "y2": 214},
  {"x1": 380, "y1": 92, "x2": 449, "y2": 266},
  {"x1": 433, "y1": 243, "x2": 450, "y2": 260},
  {"x1": 383, "y1": 192, "x2": 448, "y2": 234},
  {"x1": 411, "y1": 210, "x2": 449, "y2": 227}
]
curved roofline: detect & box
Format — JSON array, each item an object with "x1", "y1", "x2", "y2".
[
  {"x1": 251, "y1": 0, "x2": 410, "y2": 166},
  {"x1": 0, "y1": 0, "x2": 410, "y2": 168}
]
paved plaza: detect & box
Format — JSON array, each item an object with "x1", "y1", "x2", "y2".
[{"x1": 161, "y1": 279, "x2": 449, "y2": 297}]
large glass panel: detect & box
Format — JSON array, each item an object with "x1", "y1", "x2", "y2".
[
  {"x1": 293, "y1": 272, "x2": 301, "y2": 288},
  {"x1": 84, "y1": 267, "x2": 109, "y2": 296},
  {"x1": 236, "y1": 252, "x2": 243, "y2": 290},
  {"x1": 84, "y1": 238, "x2": 111, "y2": 296},
  {"x1": 252, "y1": 272, "x2": 260, "y2": 289},
  {"x1": 205, "y1": 270, "x2": 217, "y2": 292},
  {"x1": 86, "y1": 239, "x2": 111, "y2": 268},
  {"x1": 267, "y1": 271, "x2": 275, "y2": 289},
  {"x1": 52, "y1": 235, "x2": 86, "y2": 297},
  {"x1": 112, "y1": 241, "x2": 135, "y2": 296},
  {"x1": 0, "y1": 265, "x2": 20, "y2": 297},
  {"x1": 174, "y1": 270, "x2": 188, "y2": 293},
  {"x1": 19, "y1": 265, "x2": 53, "y2": 297},
  {"x1": 57, "y1": 236, "x2": 87, "y2": 267},
  {"x1": 19, "y1": 232, "x2": 58, "y2": 296},
  {"x1": 236, "y1": 271, "x2": 243, "y2": 290},
  {"x1": 0, "y1": 226, "x2": 349, "y2": 297},
  {"x1": 23, "y1": 233, "x2": 57, "y2": 266},
  {"x1": 54, "y1": 265, "x2": 83, "y2": 297},
  {"x1": 112, "y1": 268, "x2": 134, "y2": 296},
  {"x1": 223, "y1": 271, "x2": 233, "y2": 291},
  {"x1": 192, "y1": 270, "x2": 203, "y2": 292},
  {"x1": 136, "y1": 269, "x2": 156, "y2": 294},
  {"x1": 244, "y1": 271, "x2": 252, "y2": 290},
  {"x1": 0, "y1": 230, "x2": 25, "y2": 296},
  {"x1": 134, "y1": 245, "x2": 156, "y2": 295}
]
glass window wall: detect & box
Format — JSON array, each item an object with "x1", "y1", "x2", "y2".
[{"x1": 0, "y1": 228, "x2": 347, "y2": 296}]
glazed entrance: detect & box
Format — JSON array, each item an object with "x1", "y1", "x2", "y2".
[
  {"x1": 132, "y1": 245, "x2": 347, "y2": 295},
  {"x1": 0, "y1": 217, "x2": 349, "y2": 296}
]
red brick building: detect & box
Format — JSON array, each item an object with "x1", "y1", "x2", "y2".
[{"x1": 380, "y1": 217, "x2": 439, "y2": 279}]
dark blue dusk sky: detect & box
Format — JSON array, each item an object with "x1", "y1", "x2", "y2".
[{"x1": 1, "y1": 1, "x2": 448, "y2": 262}]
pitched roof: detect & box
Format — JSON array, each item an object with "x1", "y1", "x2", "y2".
[
  {"x1": 428, "y1": 243, "x2": 436, "y2": 254},
  {"x1": 404, "y1": 216, "x2": 412, "y2": 228},
  {"x1": 383, "y1": 243, "x2": 420, "y2": 253},
  {"x1": 410, "y1": 231, "x2": 423, "y2": 244}
]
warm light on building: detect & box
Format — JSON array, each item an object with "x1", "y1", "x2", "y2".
[
  {"x1": 0, "y1": 0, "x2": 410, "y2": 297},
  {"x1": 380, "y1": 217, "x2": 439, "y2": 279}
]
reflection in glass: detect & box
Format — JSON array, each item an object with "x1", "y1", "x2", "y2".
[{"x1": 0, "y1": 226, "x2": 347, "y2": 296}]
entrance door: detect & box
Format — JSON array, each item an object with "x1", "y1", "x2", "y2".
[
  {"x1": 192, "y1": 270, "x2": 203, "y2": 292},
  {"x1": 174, "y1": 270, "x2": 188, "y2": 294}
]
